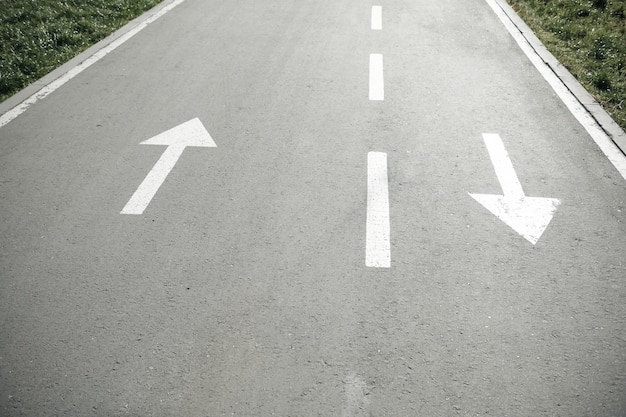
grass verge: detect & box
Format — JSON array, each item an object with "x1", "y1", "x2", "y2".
[
  {"x1": 506, "y1": 0, "x2": 626, "y2": 132},
  {"x1": 0, "y1": 0, "x2": 165, "y2": 103},
  {"x1": 2, "y1": 0, "x2": 624, "y2": 134}
]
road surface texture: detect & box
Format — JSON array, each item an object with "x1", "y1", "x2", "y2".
[{"x1": 1, "y1": 0, "x2": 626, "y2": 416}]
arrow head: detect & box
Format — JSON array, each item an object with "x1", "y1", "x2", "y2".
[
  {"x1": 141, "y1": 118, "x2": 216, "y2": 147},
  {"x1": 469, "y1": 193, "x2": 561, "y2": 245}
]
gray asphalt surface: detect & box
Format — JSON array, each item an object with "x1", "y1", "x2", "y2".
[{"x1": 1, "y1": 0, "x2": 626, "y2": 416}]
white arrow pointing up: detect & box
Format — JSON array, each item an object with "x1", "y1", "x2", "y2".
[
  {"x1": 469, "y1": 133, "x2": 560, "y2": 245},
  {"x1": 121, "y1": 118, "x2": 216, "y2": 215}
]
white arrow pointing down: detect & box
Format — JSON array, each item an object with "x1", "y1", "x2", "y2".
[
  {"x1": 121, "y1": 118, "x2": 216, "y2": 215},
  {"x1": 469, "y1": 133, "x2": 560, "y2": 245}
]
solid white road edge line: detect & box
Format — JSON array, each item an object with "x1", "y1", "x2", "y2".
[
  {"x1": 366, "y1": 152, "x2": 391, "y2": 268},
  {"x1": 369, "y1": 54, "x2": 384, "y2": 101},
  {"x1": 484, "y1": 0, "x2": 626, "y2": 180},
  {"x1": 0, "y1": 0, "x2": 188, "y2": 128},
  {"x1": 371, "y1": 6, "x2": 382, "y2": 30}
]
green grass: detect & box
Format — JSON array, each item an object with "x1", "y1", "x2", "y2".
[
  {"x1": 2, "y1": 0, "x2": 625, "y2": 134},
  {"x1": 0, "y1": 0, "x2": 164, "y2": 103},
  {"x1": 507, "y1": 0, "x2": 626, "y2": 132}
]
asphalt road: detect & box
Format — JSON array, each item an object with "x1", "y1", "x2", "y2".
[{"x1": 1, "y1": 0, "x2": 626, "y2": 416}]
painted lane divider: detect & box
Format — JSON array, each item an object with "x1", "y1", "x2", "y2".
[
  {"x1": 342, "y1": 373, "x2": 370, "y2": 417},
  {"x1": 366, "y1": 152, "x2": 391, "y2": 268},
  {"x1": 121, "y1": 118, "x2": 216, "y2": 215},
  {"x1": 366, "y1": 8, "x2": 388, "y2": 267},
  {"x1": 469, "y1": 133, "x2": 560, "y2": 244},
  {"x1": 369, "y1": 54, "x2": 384, "y2": 101},
  {"x1": 371, "y1": 6, "x2": 382, "y2": 30}
]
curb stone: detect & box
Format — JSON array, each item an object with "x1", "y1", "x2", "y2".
[
  {"x1": 1, "y1": 0, "x2": 625, "y2": 159},
  {"x1": 496, "y1": 0, "x2": 626, "y2": 156},
  {"x1": 0, "y1": 0, "x2": 177, "y2": 121}
]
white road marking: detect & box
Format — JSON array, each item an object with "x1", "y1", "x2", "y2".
[
  {"x1": 482, "y1": 133, "x2": 525, "y2": 199},
  {"x1": 469, "y1": 134, "x2": 560, "y2": 245},
  {"x1": 341, "y1": 373, "x2": 370, "y2": 417},
  {"x1": 366, "y1": 152, "x2": 391, "y2": 268},
  {"x1": 0, "y1": 0, "x2": 188, "y2": 128},
  {"x1": 485, "y1": 0, "x2": 626, "y2": 180},
  {"x1": 369, "y1": 54, "x2": 384, "y2": 101},
  {"x1": 121, "y1": 118, "x2": 216, "y2": 215},
  {"x1": 371, "y1": 6, "x2": 382, "y2": 30}
]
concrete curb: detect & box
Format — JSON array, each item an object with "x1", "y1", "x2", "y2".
[
  {"x1": 2, "y1": 0, "x2": 625, "y2": 159},
  {"x1": 495, "y1": 0, "x2": 626, "y2": 156},
  {"x1": 0, "y1": 0, "x2": 182, "y2": 121}
]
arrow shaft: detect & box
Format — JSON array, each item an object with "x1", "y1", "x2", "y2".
[
  {"x1": 483, "y1": 133, "x2": 525, "y2": 198},
  {"x1": 121, "y1": 145, "x2": 186, "y2": 215}
]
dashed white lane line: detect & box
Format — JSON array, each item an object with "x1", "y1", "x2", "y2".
[
  {"x1": 371, "y1": 6, "x2": 382, "y2": 30},
  {"x1": 342, "y1": 373, "x2": 370, "y2": 417},
  {"x1": 0, "y1": 0, "x2": 187, "y2": 128},
  {"x1": 369, "y1": 54, "x2": 384, "y2": 101},
  {"x1": 366, "y1": 152, "x2": 391, "y2": 268}
]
